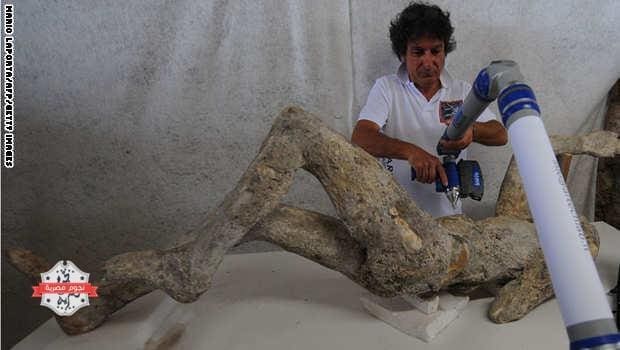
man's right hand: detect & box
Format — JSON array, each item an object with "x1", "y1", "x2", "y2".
[
  {"x1": 351, "y1": 120, "x2": 448, "y2": 186},
  {"x1": 407, "y1": 146, "x2": 448, "y2": 186}
]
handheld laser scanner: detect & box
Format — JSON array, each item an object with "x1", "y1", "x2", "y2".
[{"x1": 410, "y1": 104, "x2": 485, "y2": 208}]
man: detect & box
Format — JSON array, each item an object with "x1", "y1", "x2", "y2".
[{"x1": 351, "y1": 2, "x2": 507, "y2": 217}]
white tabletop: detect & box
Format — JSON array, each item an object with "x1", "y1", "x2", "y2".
[{"x1": 14, "y1": 222, "x2": 619, "y2": 350}]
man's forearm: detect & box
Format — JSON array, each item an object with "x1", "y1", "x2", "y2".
[
  {"x1": 473, "y1": 120, "x2": 508, "y2": 146},
  {"x1": 351, "y1": 120, "x2": 453, "y2": 185},
  {"x1": 352, "y1": 128, "x2": 417, "y2": 160}
]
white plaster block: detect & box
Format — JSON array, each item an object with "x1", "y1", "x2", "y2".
[
  {"x1": 402, "y1": 294, "x2": 439, "y2": 314},
  {"x1": 360, "y1": 295, "x2": 459, "y2": 342},
  {"x1": 438, "y1": 292, "x2": 469, "y2": 311}
]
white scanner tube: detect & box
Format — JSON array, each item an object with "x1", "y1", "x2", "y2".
[
  {"x1": 510, "y1": 116, "x2": 612, "y2": 324},
  {"x1": 467, "y1": 61, "x2": 619, "y2": 349}
]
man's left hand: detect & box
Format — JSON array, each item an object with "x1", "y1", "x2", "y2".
[{"x1": 439, "y1": 126, "x2": 473, "y2": 150}]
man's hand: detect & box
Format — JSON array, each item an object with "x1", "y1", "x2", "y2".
[
  {"x1": 351, "y1": 120, "x2": 448, "y2": 186},
  {"x1": 407, "y1": 146, "x2": 448, "y2": 186},
  {"x1": 439, "y1": 120, "x2": 509, "y2": 150},
  {"x1": 439, "y1": 125, "x2": 474, "y2": 151}
]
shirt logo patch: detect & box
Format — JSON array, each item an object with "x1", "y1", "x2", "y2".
[{"x1": 439, "y1": 100, "x2": 463, "y2": 125}]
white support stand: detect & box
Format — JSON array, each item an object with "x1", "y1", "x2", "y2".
[
  {"x1": 401, "y1": 294, "x2": 439, "y2": 314},
  {"x1": 360, "y1": 292, "x2": 469, "y2": 342}
]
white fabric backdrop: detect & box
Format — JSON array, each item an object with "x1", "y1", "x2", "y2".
[
  {"x1": 2, "y1": 0, "x2": 619, "y2": 347},
  {"x1": 350, "y1": 0, "x2": 619, "y2": 218}
]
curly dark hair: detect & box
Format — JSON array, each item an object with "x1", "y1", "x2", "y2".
[{"x1": 389, "y1": 2, "x2": 456, "y2": 60}]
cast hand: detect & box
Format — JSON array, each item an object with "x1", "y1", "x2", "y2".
[
  {"x1": 439, "y1": 126, "x2": 474, "y2": 150},
  {"x1": 408, "y1": 146, "x2": 448, "y2": 186}
]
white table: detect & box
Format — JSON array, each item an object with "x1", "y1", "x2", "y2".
[{"x1": 14, "y1": 222, "x2": 619, "y2": 350}]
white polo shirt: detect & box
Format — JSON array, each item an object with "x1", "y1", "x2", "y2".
[{"x1": 358, "y1": 63, "x2": 496, "y2": 217}]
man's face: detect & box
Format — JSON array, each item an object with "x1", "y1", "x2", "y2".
[{"x1": 404, "y1": 36, "x2": 445, "y2": 88}]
